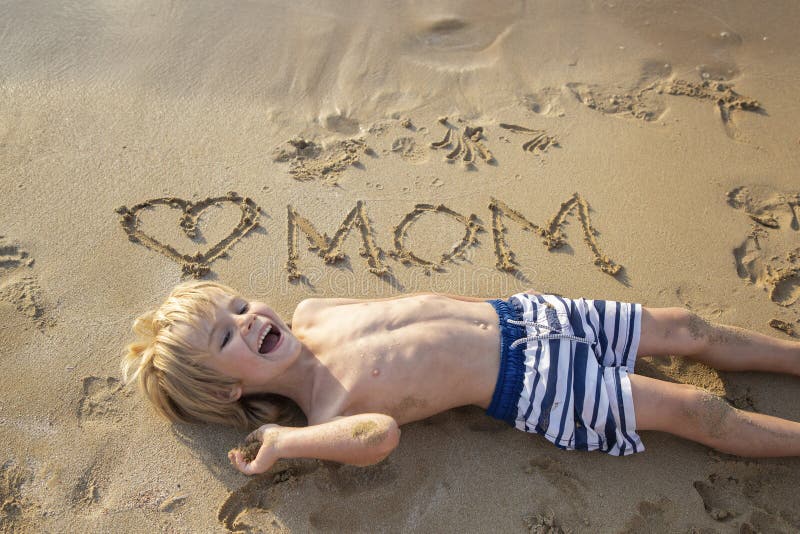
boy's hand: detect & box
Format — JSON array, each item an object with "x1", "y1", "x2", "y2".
[
  {"x1": 227, "y1": 414, "x2": 400, "y2": 474},
  {"x1": 228, "y1": 424, "x2": 285, "y2": 475}
]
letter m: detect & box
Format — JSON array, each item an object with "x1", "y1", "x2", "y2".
[
  {"x1": 488, "y1": 194, "x2": 621, "y2": 275},
  {"x1": 286, "y1": 201, "x2": 387, "y2": 280}
]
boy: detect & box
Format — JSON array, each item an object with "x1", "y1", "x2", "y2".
[{"x1": 123, "y1": 281, "x2": 800, "y2": 476}]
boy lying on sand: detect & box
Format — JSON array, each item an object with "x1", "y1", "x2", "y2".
[{"x1": 123, "y1": 281, "x2": 800, "y2": 475}]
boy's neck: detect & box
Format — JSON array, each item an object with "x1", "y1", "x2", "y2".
[{"x1": 242, "y1": 343, "x2": 320, "y2": 418}]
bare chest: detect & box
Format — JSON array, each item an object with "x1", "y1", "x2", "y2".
[{"x1": 298, "y1": 296, "x2": 501, "y2": 424}]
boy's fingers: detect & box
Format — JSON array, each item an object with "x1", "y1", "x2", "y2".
[
  {"x1": 242, "y1": 447, "x2": 274, "y2": 475},
  {"x1": 229, "y1": 452, "x2": 243, "y2": 471},
  {"x1": 225, "y1": 445, "x2": 262, "y2": 475},
  {"x1": 231, "y1": 453, "x2": 252, "y2": 475},
  {"x1": 243, "y1": 456, "x2": 264, "y2": 475}
]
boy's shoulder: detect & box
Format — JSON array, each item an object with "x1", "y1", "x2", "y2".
[{"x1": 291, "y1": 297, "x2": 360, "y2": 327}]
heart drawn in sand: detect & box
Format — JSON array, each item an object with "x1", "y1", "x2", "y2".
[{"x1": 116, "y1": 192, "x2": 260, "y2": 277}]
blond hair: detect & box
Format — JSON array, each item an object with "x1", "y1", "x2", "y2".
[{"x1": 122, "y1": 281, "x2": 297, "y2": 430}]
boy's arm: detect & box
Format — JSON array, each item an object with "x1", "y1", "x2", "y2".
[{"x1": 228, "y1": 414, "x2": 400, "y2": 475}]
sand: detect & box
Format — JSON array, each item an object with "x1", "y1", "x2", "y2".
[{"x1": 1, "y1": 0, "x2": 800, "y2": 532}]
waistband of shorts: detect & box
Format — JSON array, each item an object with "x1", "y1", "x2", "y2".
[{"x1": 485, "y1": 297, "x2": 528, "y2": 425}]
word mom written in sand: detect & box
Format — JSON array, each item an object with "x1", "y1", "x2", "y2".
[{"x1": 117, "y1": 192, "x2": 622, "y2": 280}]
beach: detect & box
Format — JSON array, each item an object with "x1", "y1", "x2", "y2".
[{"x1": 1, "y1": 0, "x2": 799, "y2": 531}]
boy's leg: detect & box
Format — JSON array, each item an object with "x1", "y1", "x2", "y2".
[
  {"x1": 637, "y1": 307, "x2": 800, "y2": 376},
  {"x1": 630, "y1": 374, "x2": 800, "y2": 457}
]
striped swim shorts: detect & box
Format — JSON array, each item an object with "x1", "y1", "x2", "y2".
[{"x1": 486, "y1": 293, "x2": 644, "y2": 456}]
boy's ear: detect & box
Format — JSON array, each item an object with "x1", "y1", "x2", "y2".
[{"x1": 214, "y1": 384, "x2": 242, "y2": 403}]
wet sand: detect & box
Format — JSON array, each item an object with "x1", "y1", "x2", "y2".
[{"x1": 1, "y1": 0, "x2": 800, "y2": 532}]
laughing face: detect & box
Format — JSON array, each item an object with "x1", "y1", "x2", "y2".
[{"x1": 202, "y1": 293, "x2": 301, "y2": 392}]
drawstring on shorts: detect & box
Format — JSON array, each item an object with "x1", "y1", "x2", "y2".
[{"x1": 506, "y1": 317, "x2": 593, "y2": 349}]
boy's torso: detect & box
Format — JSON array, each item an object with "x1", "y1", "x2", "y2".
[{"x1": 291, "y1": 294, "x2": 501, "y2": 425}]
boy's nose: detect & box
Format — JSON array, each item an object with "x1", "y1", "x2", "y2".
[{"x1": 239, "y1": 314, "x2": 255, "y2": 333}]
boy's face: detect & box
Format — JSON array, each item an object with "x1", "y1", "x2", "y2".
[{"x1": 201, "y1": 292, "x2": 301, "y2": 391}]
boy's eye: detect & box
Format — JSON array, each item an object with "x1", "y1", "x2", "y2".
[
  {"x1": 237, "y1": 302, "x2": 249, "y2": 314},
  {"x1": 221, "y1": 331, "x2": 231, "y2": 349}
]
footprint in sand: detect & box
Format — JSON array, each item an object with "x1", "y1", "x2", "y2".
[
  {"x1": 0, "y1": 460, "x2": 34, "y2": 533},
  {"x1": 217, "y1": 459, "x2": 321, "y2": 532},
  {"x1": 218, "y1": 460, "x2": 400, "y2": 531},
  {"x1": 619, "y1": 498, "x2": 678, "y2": 534},
  {"x1": 521, "y1": 87, "x2": 565, "y2": 118},
  {"x1": 0, "y1": 238, "x2": 51, "y2": 330},
  {"x1": 727, "y1": 186, "x2": 800, "y2": 328},
  {"x1": 693, "y1": 461, "x2": 799, "y2": 530},
  {"x1": 70, "y1": 462, "x2": 102, "y2": 509},
  {"x1": 524, "y1": 455, "x2": 584, "y2": 501},
  {"x1": 76, "y1": 376, "x2": 124, "y2": 426},
  {"x1": 219, "y1": 452, "x2": 437, "y2": 531},
  {"x1": 306, "y1": 459, "x2": 435, "y2": 531}
]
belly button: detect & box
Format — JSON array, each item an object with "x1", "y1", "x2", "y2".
[
  {"x1": 372, "y1": 368, "x2": 380, "y2": 377},
  {"x1": 479, "y1": 323, "x2": 487, "y2": 330}
]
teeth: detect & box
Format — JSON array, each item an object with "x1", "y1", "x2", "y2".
[{"x1": 258, "y1": 324, "x2": 272, "y2": 350}]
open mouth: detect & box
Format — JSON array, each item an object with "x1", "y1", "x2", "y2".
[{"x1": 257, "y1": 323, "x2": 282, "y2": 354}]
